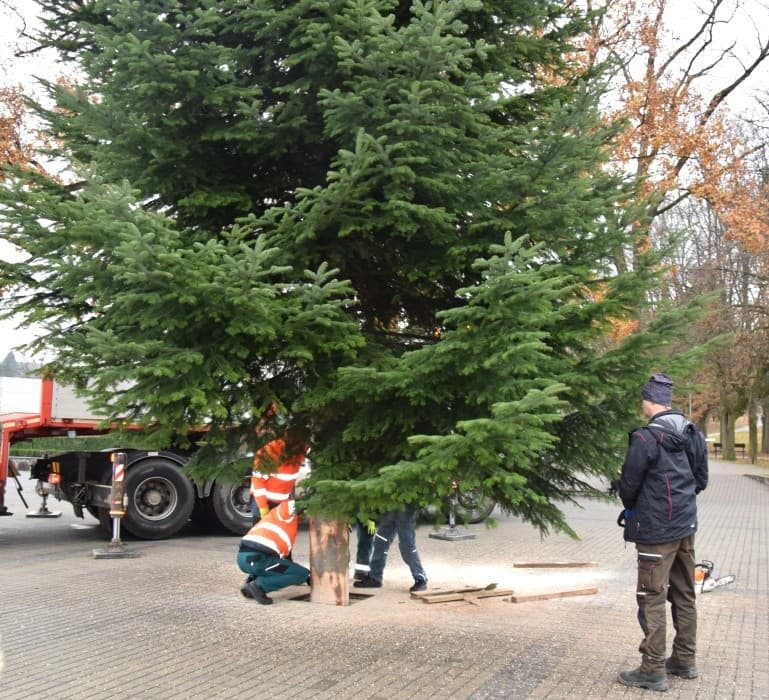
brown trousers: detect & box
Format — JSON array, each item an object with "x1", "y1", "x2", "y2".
[{"x1": 635, "y1": 535, "x2": 697, "y2": 674}]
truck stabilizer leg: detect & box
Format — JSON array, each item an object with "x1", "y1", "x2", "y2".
[
  {"x1": 27, "y1": 487, "x2": 62, "y2": 518},
  {"x1": 93, "y1": 452, "x2": 140, "y2": 559},
  {"x1": 429, "y1": 492, "x2": 476, "y2": 542}
]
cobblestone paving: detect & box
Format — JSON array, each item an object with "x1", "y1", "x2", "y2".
[{"x1": 1, "y1": 460, "x2": 766, "y2": 699}]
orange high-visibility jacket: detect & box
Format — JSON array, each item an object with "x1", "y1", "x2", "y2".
[
  {"x1": 241, "y1": 500, "x2": 298, "y2": 557},
  {"x1": 250, "y1": 439, "x2": 307, "y2": 512}
]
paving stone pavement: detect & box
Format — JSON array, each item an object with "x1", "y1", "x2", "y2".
[{"x1": 1, "y1": 459, "x2": 766, "y2": 699}]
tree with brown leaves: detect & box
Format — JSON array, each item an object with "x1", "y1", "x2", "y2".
[
  {"x1": 582, "y1": 0, "x2": 769, "y2": 258},
  {"x1": 576, "y1": 0, "x2": 769, "y2": 459},
  {"x1": 0, "y1": 85, "x2": 33, "y2": 176}
]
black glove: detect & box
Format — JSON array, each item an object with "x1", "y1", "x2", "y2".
[{"x1": 617, "y1": 508, "x2": 631, "y2": 527}]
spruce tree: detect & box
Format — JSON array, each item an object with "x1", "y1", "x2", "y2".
[{"x1": 0, "y1": 0, "x2": 681, "y2": 541}]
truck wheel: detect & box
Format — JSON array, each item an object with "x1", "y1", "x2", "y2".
[
  {"x1": 455, "y1": 489, "x2": 496, "y2": 524},
  {"x1": 209, "y1": 479, "x2": 252, "y2": 535},
  {"x1": 122, "y1": 459, "x2": 194, "y2": 539}
]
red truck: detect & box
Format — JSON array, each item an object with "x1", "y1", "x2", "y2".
[{"x1": 0, "y1": 377, "x2": 252, "y2": 538}]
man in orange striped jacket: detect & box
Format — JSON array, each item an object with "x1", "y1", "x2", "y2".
[
  {"x1": 237, "y1": 499, "x2": 310, "y2": 605},
  {"x1": 249, "y1": 431, "x2": 308, "y2": 523}
]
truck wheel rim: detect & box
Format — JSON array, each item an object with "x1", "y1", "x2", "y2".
[
  {"x1": 132, "y1": 477, "x2": 178, "y2": 521},
  {"x1": 231, "y1": 481, "x2": 251, "y2": 515}
]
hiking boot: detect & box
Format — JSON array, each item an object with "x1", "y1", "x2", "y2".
[
  {"x1": 240, "y1": 579, "x2": 253, "y2": 599},
  {"x1": 353, "y1": 569, "x2": 368, "y2": 581},
  {"x1": 353, "y1": 575, "x2": 382, "y2": 588},
  {"x1": 665, "y1": 658, "x2": 698, "y2": 679},
  {"x1": 409, "y1": 579, "x2": 428, "y2": 592},
  {"x1": 618, "y1": 667, "x2": 669, "y2": 692},
  {"x1": 244, "y1": 580, "x2": 273, "y2": 605}
]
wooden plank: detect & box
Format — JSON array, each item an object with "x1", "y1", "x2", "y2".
[
  {"x1": 512, "y1": 561, "x2": 598, "y2": 568},
  {"x1": 509, "y1": 586, "x2": 598, "y2": 603},
  {"x1": 413, "y1": 588, "x2": 514, "y2": 603},
  {"x1": 411, "y1": 584, "x2": 495, "y2": 598}
]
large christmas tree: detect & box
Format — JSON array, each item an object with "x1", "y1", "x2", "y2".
[{"x1": 1, "y1": 0, "x2": 676, "y2": 540}]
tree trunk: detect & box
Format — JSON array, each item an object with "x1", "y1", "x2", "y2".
[
  {"x1": 308, "y1": 516, "x2": 350, "y2": 605},
  {"x1": 695, "y1": 409, "x2": 708, "y2": 437},
  {"x1": 761, "y1": 399, "x2": 769, "y2": 455},
  {"x1": 719, "y1": 410, "x2": 736, "y2": 460},
  {"x1": 748, "y1": 395, "x2": 758, "y2": 464}
]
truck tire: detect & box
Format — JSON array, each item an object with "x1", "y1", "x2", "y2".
[
  {"x1": 122, "y1": 459, "x2": 195, "y2": 539},
  {"x1": 455, "y1": 488, "x2": 496, "y2": 523},
  {"x1": 421, "y1": 489, "x2": 496, "y2": 525},
  {"x1": 209, "y1": 479, "x2": 252, "y2": 535}
]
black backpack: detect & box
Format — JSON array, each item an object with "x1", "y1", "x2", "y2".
[
  {"x1": 648, "y1": 420, "x2": 708, "y2": 494},
  {"x1": 683, "y1": 422, "x2": 708, "y2": 493}
]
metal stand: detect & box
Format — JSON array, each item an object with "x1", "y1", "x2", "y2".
[
  {"x1": 429, "y1": 493, "x2": 475, "y2": 541},
  {"x1": 27, "y1": 484, "x2": 62, "y2": 518},
  {"x1": 93, "y1": 452, "x2": 139, "y2": 559},
  {"x1": 93, "y1": 519, "x2": 140, "y2": 559}
]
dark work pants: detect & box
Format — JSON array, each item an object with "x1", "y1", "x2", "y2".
[
  {"x1": 368, "y1": 508, "x2": 427, "y2": 584},
  {"x1": 635, "y1": 535, "x2": 697, "y2": 674},
  {"x1": 236, "y1": 550, "x2": 309, "y2": 594},
  {"x1": 355, "y1": 520, "x2": 374, "y2": 574}
]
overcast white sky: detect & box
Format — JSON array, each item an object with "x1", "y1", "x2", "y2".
[
  {"x1": 1, "y1": 0, "x2": 50, "y2": 361},
  {"x1": 1, "y1": 0, "x2": 767, "y2": 361}
]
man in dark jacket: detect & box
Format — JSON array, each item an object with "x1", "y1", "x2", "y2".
[{"x1": 617, "y1": 373, "x2": 708, "y2": 692}]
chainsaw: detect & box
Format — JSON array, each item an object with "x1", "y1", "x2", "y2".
[{"x1": 695, "y1": 559, "x2": 736, "y2": 593}]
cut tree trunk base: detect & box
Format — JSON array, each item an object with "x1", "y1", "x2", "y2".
[{"x1": 308, "y1": 516, "x2": 350, "y2": 605}]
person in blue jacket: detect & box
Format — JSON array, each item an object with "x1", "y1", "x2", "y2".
[{"x1": 617, "y1": 373, "x2": 708, "y2": 692}]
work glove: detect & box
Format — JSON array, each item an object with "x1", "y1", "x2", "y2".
[
  {"x1": 259, "y1": 507, "x2": 269, "y2": 518},
  {"x1": 364, "y1": 519, "x2": 377, "y2": 536},
  {"x1": 617, "y1": 509, "x2": 631, "y2": 527}
]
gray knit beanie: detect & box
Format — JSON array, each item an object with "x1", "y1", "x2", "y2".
[{"x1": 641, "y1": 373, "x2": 674, "y2": 405}]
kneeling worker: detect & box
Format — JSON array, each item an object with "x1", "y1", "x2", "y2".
[{"x1": 237, "y1": 499, "x2": 309, "y2": 605}]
